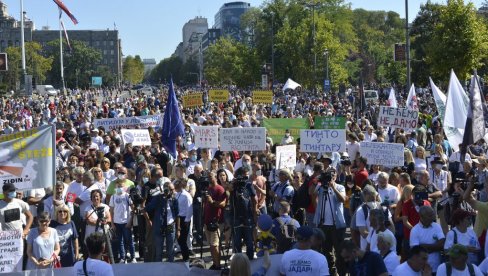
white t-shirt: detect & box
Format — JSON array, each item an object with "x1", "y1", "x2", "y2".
[
  {"x1": 280, "y1": 248, "x2": 329, "y2": 276},
  {"x1": 78, "y1": 185, "x2": 103, "y2": 217},
  {"x1": 67, "y1": 181, "x2": 85, "y2": 197},
  {"x1": 176, "y1": 189, "x2": 193, "y2": 222},
  {"x1": 73, "y1": 258, "x2": 114, "y2": 276},
  {"x1": 410, "y1": 222, "x2": 445, "y2": 272},
  {"x1": 392, "y1": 262, "x2": 422, "y2": 276},
  {"x1": 378, "y1": 184, "x2": 400, "y2": 205},
  {"x1": 109, "y1": 193, "x2": 132, "y2": 224},
  {"x1": 25, "y1": 188, "x2": 46, "y2": 217},
  {"x1": 367, "y1": 228, "x2": 396, "y2": 254},
  {"x1": 436, "y1": 262, "x2": 483, "y2": 276},
  {"x1": 0, "y1": 198, "x2": 30, "y2": 231},
  {"x1": 84, "y1": 203, "x2": 110, "y2": 241},
  {"x1": 383, "y1": 250, "x2": 400, "y2": 276},
  {"x1": 444, "y1": 227, "x2": 480, "y2": 264},
  {"x1": 355, "y1": 202, "x2": 391, "y2": 250},
  {"x1": 346, "y1": 141, "x2": 360, "y2": 161}
]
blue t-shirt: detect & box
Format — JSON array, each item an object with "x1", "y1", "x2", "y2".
[{"x1": 348, "y1": 251, "x2": 387, "y2": 276}]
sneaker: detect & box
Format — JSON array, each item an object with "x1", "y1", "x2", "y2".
[
  {"x1": 118, "y1": 259, "x2": 126, "y2": 264},
  {"x1": 130, "y1": 258, "x2": 137, "y2": 263}
]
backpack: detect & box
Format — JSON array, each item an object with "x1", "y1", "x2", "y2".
[
  {"x1": 232, "y1": 185, "x2": 251, "y2": 221},
  {"x1": 446, "y1": 262, "x2": 475, "y2": 276},
  {"x1": 292, "y1": 176, "x2": 312, "y2": 210},
  {"x1": 350, "y1": 203, "x2": 391, "y2": 230},
  {"x1": 275, "y1": 217, "x2": 297, "y2": 253}
]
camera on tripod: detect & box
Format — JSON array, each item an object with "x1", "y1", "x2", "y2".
[
  {"x1": 319, "y1": 171, "x2": 333, "y2": 184},
  {"x1": 129, "y1": 187, "x2": 144, "y2": 207},
  {"x1": 95, "y1": 206, "x2": 106, "y2": 222}
]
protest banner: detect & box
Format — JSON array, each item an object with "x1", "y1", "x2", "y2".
[
  {"x1": 0, "y1": 230, "x2": 23, "y2": 273},
  {"x1": 182, "y1": 93, "x2": 203, "y2": 108},
  {"x1": 299, "y1": 129, "x2": 346, "y2": 153},
  {"x1": 0, "y1": 125, "x2": 55, "y2": 190},
  {"x1": 220, "y1": 127, "x2": 266, "y2": 151},
  {"x1": 314, "y1": 117, "x2": 346, "y2": 129},
  {"x1": 194, "y1": 126, "x2": 219, "y2": 149},
  {"x1": 276, "y1": 145, "x2": 297, "y2": 169},
  {"x1": 377, "y1": 106, "x2": 419, "y2": 132},
  {"x1": 252, "y1": 90, "x2": 273, "y2": 104},
  {"x1": 121, "y1": 129, "x2": 152, "y2": 146},
  {"x1": 360, "y1": 142, "x2": 405, "y2": 167},
  {"x1": 208, "y1": 90, "x2": 229, "y2": 103},
  {"x1": 263, "y1": 118, "x2": 309, "y2": 143},
  {"x1": 93, "y1": 114, "x2": 163, "y2": 131}
]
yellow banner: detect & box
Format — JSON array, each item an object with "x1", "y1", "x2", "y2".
[
  {"x1": 252, "y1": 90, "x2": 273, "y2": 104},
  {"x1": 182, "y1": 93, "x2": 203, "y2": 108},
  {"x1": 209, "y1": 90, "x2": 229, "y2": 103}
]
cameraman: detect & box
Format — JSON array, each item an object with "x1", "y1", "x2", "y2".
[
  {"x1": 203, "y1": 172, "x2": 227, "y2": 270},
  {"x1": 312, "y1": 168, "x2": 347, "y2": 276},
  {"x1": 144, "y1": 181, "x2": 178, "y2": 262},
  {"x1": 73, "y1": 233, "x2": 113, "y2": 276},
  {"x1": 230, "y1": 166, "x2": 258, "y2": 260},
  {"x1": 463, "y1": 178, "x2": 488, "y2": 238}
]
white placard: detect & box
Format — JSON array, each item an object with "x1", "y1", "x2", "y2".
[
  {"x1": 377, "y1": 106, "x2": 418, "y2": 132},
  {"x1": 194, "y1": 126, "x2": 219, "y2": 149},
  {"x1": 299, "y1": 129, "x2": 346, "y2": 153},
  {"x1": 360, "y1": 142, "x2": 405, "y2": 167},
  {"x1": 0, "y1": 230, "x2": 23, "y2": 273},
  {"x1": 94, "y1": 114, "x2": 163, "y2": 130},
  {"x1": 276, "y1": 145, "x2": 297, "y2": 169},
  {"x1": 121, "y1": 129, "x2": 152, "y2": 146},
  {"x1": 219, "y1": 127, "x2": 266, "y2": 151}
]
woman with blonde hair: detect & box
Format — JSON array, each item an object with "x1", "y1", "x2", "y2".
[
  {"x1": 229, "y1": 251, "x2": 270, "y2": 276},
  {"x1": 413, "y1": 146, "x2": 427, "y2": 173},
  {"x1": 50, "y1": 205, "x2": 79, "y2": 267}
]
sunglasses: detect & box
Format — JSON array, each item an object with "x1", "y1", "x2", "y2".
[{"x1": 58, "y1": 210, "x2": 68, "y2": 214}]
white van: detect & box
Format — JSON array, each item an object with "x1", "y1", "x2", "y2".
[
  {"x1": 364, "y1": 90, "x2": 379, "y2": 103},
  {"x1": 35, "y1": 85, "x2": 57, "y2": 96}
]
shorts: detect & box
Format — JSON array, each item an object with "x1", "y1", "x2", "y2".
[{"x1": 204, "y1": 224, "x2": 224, "y2": 247}]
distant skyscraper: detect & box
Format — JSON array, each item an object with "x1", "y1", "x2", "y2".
[
  {"x1": 182, "y1": 17, "x2": 208, "y2": 63},
  {"x1": 214, "y1": 2, "x2": 250, "y2": 42}
]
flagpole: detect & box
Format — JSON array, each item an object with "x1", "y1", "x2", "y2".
[
  {"x1": 59, "y1": 8, "x2": 65, "y2": 93},
  {"x1": 20, "y1": 0, "x2": 26, "y2": 89}
]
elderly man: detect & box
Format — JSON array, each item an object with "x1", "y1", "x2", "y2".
[{"x1": 377, "y1": 172, "x2": 400, "y2": 209}]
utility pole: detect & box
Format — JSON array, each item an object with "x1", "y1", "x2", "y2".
[{"x1": 405, "y1": 0, "x2": 411, "y2": 90}]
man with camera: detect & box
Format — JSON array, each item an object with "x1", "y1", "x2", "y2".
[
  {"x1": 175, "y1": 178, "x2": 193, "y2": 263},
  {"x1": 144, "y1": 181, "x2": 178, "y2": 262},
  {"x1": 203, "y1": 172, "x2": 227, "y2": 270},
  {"x1": 312, "y1": 168, "x2": 347, "y2": 276},
  {"x1": 401, "y1": 185, "x2": 431, "y2": 256},
  {"x1": 230, "y1": 166, "x2": 258, "y2": 260}
]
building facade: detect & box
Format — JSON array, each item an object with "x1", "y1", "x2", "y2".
[
  {"x1": 213, "y1": 2, "x2": 250, "y2": 41},
  {"x1": 202, "y1": 28, "x2": 221, "y2": 51},
  {"x1": 182, "y1": 17, "x2": 208, "y2": 63},
  {"x1": 143, "y1": 58, "x2": 157, "y2": 73}
]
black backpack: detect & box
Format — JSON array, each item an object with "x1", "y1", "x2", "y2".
[
  {"x1": 233, "y1": 185, "x2": 251, "y2": 221},
  {"x1": 292, "y1": 176, "x2": 312, "y2": 210},
  {"x1": 275, "y1": 217, "x2": 298, "y2": 253}
]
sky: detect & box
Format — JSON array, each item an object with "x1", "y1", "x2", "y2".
[{"x1": 2, "y1": 0, "x2": 484, "y2": 63}]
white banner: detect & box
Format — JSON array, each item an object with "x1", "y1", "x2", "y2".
[
  {"x1": 93, "y1": 114, "x2": 163, "y2": 131},
  {"x1": 377, "y1": 106, "x2": 418, "y2": 132},
  {"x1": 194, "y1": 126, "x2": 219, "y2": 149},
  {"x1": 0, "y1": 230, "x2": 23, "y2": 273},
  {"x1": 219, "y1": 127, "x2": 266, "y2": 151},
  {"x1": 299, "y1": 129, "x2": 346, "y2": 153},
  {"x1": 276, "y1": 145, "x2": 297, "y2": 169},
  {"x1": 360, "y1": 142, "x2": 405, "y2": 167},
  {"x1": 121, "y1": 129, "x2": 151, "y2": 146}
]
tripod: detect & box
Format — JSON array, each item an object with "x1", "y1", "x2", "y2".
[{"x1": 95, "y1": 217, "x2": 115, "y2": 264}]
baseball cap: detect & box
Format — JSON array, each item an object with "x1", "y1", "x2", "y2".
[
  {"x1": 2, "y1": 183, "x2": 16, "y2": 193},
  {"x1": 296, "y1": 226, "x2": 314, "y2": 240},
  {"x1": 447, "y1": 244, "x2": 468, "y2": 258}
]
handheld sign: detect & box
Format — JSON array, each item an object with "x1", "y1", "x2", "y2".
[
  {"x1": 252, "y1": 91, "x2": 273, "y2": 104},
  {"x1": 194, "y1": 126, "x2": 219, "y2": 149},
  {"x1": 300, "y1": 129, "x2": 346, "y2": 153},
  {"x1": 377, "y1": 106, "x2": 418, "y2": 132},
  {"x1": 182, "y1": 93, "x2": 203, "y2": 108},
  {"x1": 276, "y1": 145, "x2": 297, "y2": 169},
  {"x1": 360, "y1": 142, "x2": 405, "y2": 167},
  {"x1": 93, "y1": 114, "x2": 163, "y2": 131},
  {"x1": 219, "y1": 127, "x2": 266, "y2": 151},
  {"x1": 0, "y1": 230, "x2": 23, "y2": 273},
  {"x1": 121, "y1": 129, "x2": 152, "y2": 146},
  {"x1": 208, "y1": 90, "x2": 229, "y2": 103}
]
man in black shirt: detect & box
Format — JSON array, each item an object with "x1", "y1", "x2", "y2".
[
  {"x1": 340, "y1": 240, "x2": 388, "y2": 276},
  {"x1": 151, "y1": 143, "x2": 172, "y2": 177}
]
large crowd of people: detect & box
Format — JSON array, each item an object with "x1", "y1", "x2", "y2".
[{"x1": 1, "y1": 85, "x2": 488, "y2": 276}]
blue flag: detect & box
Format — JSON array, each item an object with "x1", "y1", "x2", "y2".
[{"x1": 162, "y1": 78, "x2": 185, "y2": 158}]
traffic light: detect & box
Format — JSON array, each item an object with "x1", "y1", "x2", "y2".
[{"x1": 0, "y1": 53, "x2": 7, "y2": 71}]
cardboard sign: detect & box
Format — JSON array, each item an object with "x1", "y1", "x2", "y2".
[
  {"x1": 299, "y1": 129, "x2": 346, "y2": 153},
  {"x1": 377, "y1": 106, "x2": 419, "y2": 132},
  {"x1": 121, "y1": 129, "x2": 152, "y2": 146},
  {"x1": 252, "y1": 90, "x2": 273, "y2": 104},
  {"x1": 182, "y1": 93, "x2": 203, "y2": 108},
  {"x1": 314, "y1": 117, "x2": 346, "y2": 129},
  {"x1": 208, "y1": 90, "x2": 229, "y2": 103},
  {"x1": 360, "y1": 142, "x2": 405, "y2": 167},
  {"x1": 219, "y1": 127, "x2": 266, "y2": 151},
  {"x1": 0, "y1": 230, "x2": 23, "y2": 273},
  {"x1": 276, "y1": 145, "x2": 297, "y2": 169},
  {"x1": 194, "y1": 126, "x2": 219, "y2": 149},
  {"x1": 93, "y1": 114, "x2": 163, "y2": 131}
]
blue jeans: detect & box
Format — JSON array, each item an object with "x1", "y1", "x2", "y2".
[
  {"x1": 154, "y1": 226, "x2": 175, "y2": 262},
  {"x1": 115, "y1": 223, "x2": 135, "y2": 260},
  {"x1": 232, "y1": 224, "x2": 254, "y2": 260}
]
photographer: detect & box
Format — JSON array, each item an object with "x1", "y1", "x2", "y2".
[
  {"x1": 312, "y1": 168, "x2": 346, "y2": 276},
  {"x1": 144, "y1": 181, "x2": 178, "y2": 262},
  {"x1": 463, "y1": 178, "x2": 488, "y2": 238},
  {"x1": 176, "y1": 179, "x2": 193, "y2": 263},
  {"x1": 84, "y1": 190, "x2": 111, "y2": 242},
  {"x1": 203, "y1": 172, "x2": 227, "y2": 270},
  {"x1": 401, "y1": 185, "x2": 431, "y2": 257},
  {"x1": 230, "y1": 166, "x2": 258, "y2": 260}
]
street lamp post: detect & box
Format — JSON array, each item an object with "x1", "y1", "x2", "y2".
[
  {"x1": 302, "y1": 0, "x2": 319, "y2": 91},
  {"x1": 405, "y1": 0, "x2": 411, "y2": 90},
  {"x1": 20, "y1": 0, "x2": 26, "y2": 89},
  {"x1": 271, "y1": 12, "x2": 275, "y2": 86}
]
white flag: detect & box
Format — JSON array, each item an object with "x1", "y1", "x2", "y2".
[
  {"x1": 388, "y1": 88, "x2": 398, "y2": 108},
  {"x1": 444, "y1": 70, "x2": 469, "y2": 129},
  {"x1": 406, "y1": 84, "x2": 418, "y2": 110}
]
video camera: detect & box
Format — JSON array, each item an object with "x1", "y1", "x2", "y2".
[
  {"x1": 454, "y1": 171, "x2": 484, "y2": 191},
  {"x1": 233, "y1": 175, "x2": 249, "y2": 190},
  {"x1": 340, "y1": 157, "x2": 352, "y2": 166},
  {"x1": 319, "y1": 171, "x2": 333, "y2": 184},
  {"x1": 129, "y1": 187, "x2": 144, "y2": 206},
  {"x1": 95, "y1": 206, "x2": 106, "y2": 221},
  {"x1": 197, "y1": 175, "x2": 211, "y2": 197}
]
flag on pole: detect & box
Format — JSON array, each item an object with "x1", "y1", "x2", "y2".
[
  {"x1": 162, "y1": 78, "x2": 185, "y2": 158},
  {"x1": 463, "y1": 73, "x2": 486, "y2": 146},
  {"x1": 406, "y1": 84, "x2": 418, "y2": 110},
  {"x1": 53, "y1": 0, "x2": 78, "y2": 25},
  {"x1": 387, "y1": 88, "x2": 398, "y2": 108},
  {"x1": 429, "y1": 77, "x2": 446, "y2": 120},
  {"x1": 444, "y1": 70, "x2": 469, "y2": 129},
  {"x1": 60, "y1": 19, "x2": 71, "y2": 51}
]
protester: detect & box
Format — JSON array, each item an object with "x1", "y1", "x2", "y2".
[
  {"x1": 26, "y1": 212, "x2": 61, "y2": 270},
  {"x1": 50, "y1": 205, "x2": 79, "y2": 267},
  {"x1": 436, "y1": 244, "x2": 483, "y2": 276},
  {"x1": 73, "y1": 232, "x2": 114, "y2": 276},
  {"x1": 340, "y1": 239, "x2": 388, "y2": 276}
]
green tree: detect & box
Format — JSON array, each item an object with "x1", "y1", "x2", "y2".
[
  {"x1": 426, "y1": 0, "x2": 488, "y2": 81},
  {"x1": 123, "y1": 55, "x2": 145, "y2": 85}
]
